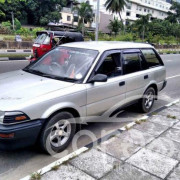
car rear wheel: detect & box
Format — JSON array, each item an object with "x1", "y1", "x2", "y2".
[
  {"x1": 139, "y1": 87, "x2": 155, "y2": 113},
  {"x1": 40, "y1": 112, "x2": 76, "y2": 154}
]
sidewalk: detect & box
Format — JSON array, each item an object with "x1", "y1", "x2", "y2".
[{"x1": 24, "y1": 101, "x2": 180, "y2": 180}]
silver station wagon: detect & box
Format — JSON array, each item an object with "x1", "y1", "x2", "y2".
[{"x1": 0, "y1": 42, "x2": 166, "y2": 153}]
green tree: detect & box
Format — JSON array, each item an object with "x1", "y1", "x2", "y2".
[
  {"x1": 0, "y1": 10, "x2": 5, "y2": 22},
  {"x1": 25, "y1": 0, "x2": 66, "y2": 25},
  {"x1": 15, "y1": 18, "x2": 21, "y2": 30},
  {"x1": 105, "y1": 0, "x2": 127, "y2": 32},
  {"x1": 134, "y1": 14, "x2": 150, "y2": 41},
  {"x1": 108, "y1": 18, "x2": 122, "y2": 36},
  {"x1": 0, "y1": 0, "x2": 26, "y2": 24},
  {"x1": 166, "y1": 2, "x2": 180, "y2": 23},
  {"x1": 73, "y1": 2, "x2": 93, "y2": 35}
]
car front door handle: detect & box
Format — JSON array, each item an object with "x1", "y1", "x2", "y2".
[
  {"x1": 119, "y1": 81, "x2": 125, "y2": 86},
  {"x1": 144, "y1": 75, "x2": 149, "y2": 79}
]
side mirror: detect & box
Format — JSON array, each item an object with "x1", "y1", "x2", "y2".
[{"x1": 90, "y1": 74, "x2": 108, "y2": 83}]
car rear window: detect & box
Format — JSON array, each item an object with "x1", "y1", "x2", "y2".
[
  {"x1": 123, "y1": 53, "x2": 141, "y2": 74},
  {"x1": 141, "y1": 49, "x2": 162, "y2": 68}
]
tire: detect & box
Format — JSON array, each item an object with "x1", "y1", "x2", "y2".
[
  {"x1": 139, "y1": 87, "x2": 155, "y2": 113},
  {"x1": 40, "y1": 112, "x2": 76, "y2": 154}
]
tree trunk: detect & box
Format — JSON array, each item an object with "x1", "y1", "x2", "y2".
[
  {"x1": 142, "y1": 25, "x2": 145, "y2": 42},
  {"x1": 119, "y1": 12, "x2": 125, "y2": 34},
  {"x1": 82, "y1": 17, "x2": 85, "y2": 36}
]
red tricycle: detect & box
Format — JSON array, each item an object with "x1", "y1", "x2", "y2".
[{"x1": 30, "y1": 31, "x2": 84, "y2": 62}]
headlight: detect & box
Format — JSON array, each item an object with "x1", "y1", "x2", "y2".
[
  {"x1": 2, "y1": 111, "x2": 30, "y2": 124},
  {"x1": 0, "y1": 111, "x2": 5, "y2": 123}
]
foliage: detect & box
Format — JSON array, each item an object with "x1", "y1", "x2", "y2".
[
  {"x1": 108, "y1": 18, "x2": 123, "y2": 36},
  {"x1": 14, "y1": 18, "x2": 21, "y2": 30},
  {"x1": 73, "y1": 2, "x2": 93, "y2": 35},
  {"x1": 16, "y1": 27, "x2": 30, "y2": 36},
  {"x1": 166, "y1": 2, "x2": 180, "y2": 23},
  {"x1": 1, "y1": 20, "x2": 12, "y2": 33},
  {"x1": 133, "y1": 14, "x2": 151, "y2": 41},
  {"x1": 105, "y1": 0, "x2": 127, "y2": 32},
  {"x1": 0, "y1": 0, "x2": 67, "y2": 25},
  {"x1": 0, "y1": 9, "x2": 5, "y2": 22}
]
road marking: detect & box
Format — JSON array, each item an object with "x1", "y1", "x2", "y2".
[{"x1": 167, "y1": 74, "x2": 180, "y2": 80}]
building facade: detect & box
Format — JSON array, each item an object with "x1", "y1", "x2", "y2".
[
  {"x1": 89, "y1": 0, "x2": 172, "y2": 25},
  {"x1": 58, "y1": 0, "x2": 173, "y2": 33}
]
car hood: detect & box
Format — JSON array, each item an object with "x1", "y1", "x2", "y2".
[{"x1": 0, "y1": 70, "x2": 74, "y2": 110}]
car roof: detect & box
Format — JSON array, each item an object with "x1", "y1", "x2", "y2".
[{"x1": 61, "y1": 41, "x2": 153, "y2": 52}]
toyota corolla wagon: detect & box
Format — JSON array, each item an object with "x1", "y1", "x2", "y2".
[{"x1": 0, "y1": 42, "x2": 166, "y2": 154}]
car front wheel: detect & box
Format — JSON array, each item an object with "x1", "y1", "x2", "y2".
[
  {"x1": 139, "y1": 87, "x2": 155, "y2": 113},
  {"x1": 40, "y1": 112, "x2": 76, "y2": 154}
]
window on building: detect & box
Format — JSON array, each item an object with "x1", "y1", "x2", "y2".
[
  {"x1": 126, "y1": 12, "x2": 131, "y2": 16},
  {"x1": 136, "y1": 14, "x2": 141, "y2": 18},
  {"x1": 67, "y1": 15, "x2": 71, "y2": 21},
  {"x1": 126, "y1": 2, "x2": 131, "y2": 10},
  {"x1": 74, "y1": 16, "x2": 79, "y2": 22},
  {"x1": 144, "y1": 8, "x2": 147, "y2": 12}
]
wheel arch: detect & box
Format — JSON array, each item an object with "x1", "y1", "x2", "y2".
[{"x1": 144, "y1": 83, "x2": 158, "y2": 100}]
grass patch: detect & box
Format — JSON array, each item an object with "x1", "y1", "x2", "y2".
[
  {"x1": 51, "y1": 164, "x2": 60, "y2": 171},
  {"x1": 151, "y1": 112, "x2": 157, "y2": 116},
  {"x1": 0, "y1": 34, "x2": 33, "y2": 41},
  {"x1": 30, "y1": 172, "x2": 41, "y2": 180},
  {"x1": 167, "y1": 114, "x2": 176, "y2": 119},
  {"x1": 158, "y1": 49, "x2": 180, "y2": 54},
  {"x1": 125, "y1": 125, "x2": 131, "y2": 130},
  {"x1": 135, "y1": 120, "x2": 141, "y2": 124},
  {"x1": 141, "y1": 118, "x2": 147, "y2": 122},
  {"x1": 0, "y1": 54, "x2": 32, "y2": 58}
]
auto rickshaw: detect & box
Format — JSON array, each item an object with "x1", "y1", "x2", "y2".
[{"x1": 30, "y1": 31, "x2": 84, "y2": 62}]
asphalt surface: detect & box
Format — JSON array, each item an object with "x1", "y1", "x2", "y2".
[{"x1": 0, "y1": 55, "x2": 180, "y2": 180}]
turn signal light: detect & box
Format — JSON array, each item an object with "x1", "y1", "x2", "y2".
[
  {"x1": 0, "y1": 133, "x2": 14, "y2": 138},
  {"x1": 15, "y1": 116, "x2": 27, "y2": 121}
]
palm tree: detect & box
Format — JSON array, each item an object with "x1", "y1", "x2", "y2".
[
  {"x1": 105, "y1": 0, "x2": 127, "y2": 32},
  {"x1": 73, "y1": 2, "x2": 93, "y2": 35},
  {"x1": 135, "y1": 14, "x2": 151, "y2": 41},
  {"x1": 108, "y1": 18, "x2": 122, "y2": 36}
]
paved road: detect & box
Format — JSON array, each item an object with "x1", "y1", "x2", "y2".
[{"x1": 0, "y1": 55, "x2": 180, "y2": 180}]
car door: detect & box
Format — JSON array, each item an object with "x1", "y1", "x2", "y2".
[
  {"x1": 141, "y1": 48, "x2": 166, "y2": 91},
  {"x1": 122, "y1": 49, "x2": 151, "y2": 103},
  {"x1": 85, "y1": 50, "x2": 127, "y2": 117}
]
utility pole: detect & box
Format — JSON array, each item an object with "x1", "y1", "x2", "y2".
[
  {"x1": 11, "y1": 12, "x2": 15, "y2": 30},
  {"x1": 95, "y1": 0, "x2": 100, "y2": 41}
]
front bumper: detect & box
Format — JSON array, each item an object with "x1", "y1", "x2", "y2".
[{"x1": 0, "y1": 120, "x2": 44, "y2": 150}]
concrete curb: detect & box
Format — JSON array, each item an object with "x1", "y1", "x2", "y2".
[
  {"x1": 20, "y1": 99, "x2": 180, "y2": 180},
  {"x1": 0, "y1": 57, "x2": 30, "y2": 61},
  {"x1": 0, "y1": 49, "x2": 32, "y2": 53}
]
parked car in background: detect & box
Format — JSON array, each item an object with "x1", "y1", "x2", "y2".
[
  {"x1": 0, "y1": 42, "x2": 166, "y2": 154},
  {"x1": 15, "y1": 35, "x2": 22, "y2": 42}
]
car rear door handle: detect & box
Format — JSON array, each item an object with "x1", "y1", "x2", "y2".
[
  {"x1": 144, "y1": 75, "x2": 149, "y2": 79},
  {"x1": 119, "y1": 81, "x2": 125, "y2": 86}
]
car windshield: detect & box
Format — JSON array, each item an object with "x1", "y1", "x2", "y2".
[
  {"x1": 35, "y1": 33, "x2": 50, "y2": 44},
  {"x1": 24, "y1": 47, "x2": 98, "y2": 82}
]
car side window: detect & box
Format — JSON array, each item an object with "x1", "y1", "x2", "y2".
[
  {"x1": 96, "y1": 53, "x2": 121, "y2": 78},
  {"x1": 123, "y1": 53, "x2": 141, "y2": 74},
  {"x1": 141, "y1": 49, "x2": 162, "y2": 68}
]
